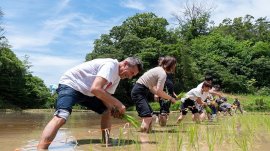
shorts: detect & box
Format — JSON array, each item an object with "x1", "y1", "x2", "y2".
[
  {"x1": 54, "y1": 84, "x2": 107, "y2": 120},
  {"x1": 181, "y1": 98, "x2": 199, "y2": 115},
  {"x1": 131, "y1": 83, "x2": 152, "y2": 117},
  {"x1": 159, "y1": 99, "x2": 171, "y2": 114}
]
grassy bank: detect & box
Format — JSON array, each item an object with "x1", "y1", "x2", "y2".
[{"x1": 127, "y1": 94, "x2": 270, "y2": 112}]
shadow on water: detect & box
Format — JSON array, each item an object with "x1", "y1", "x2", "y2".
[
  {"x1": 199, "y1": 122, "x2": 221, "y2": 125},
  {"x1": 165, "y1": 124, "x2": 179, "y2": 127},
  {"x1": 78, "y1": 138, "x2": 158, "y2": 146},
  {"x1": 151, "y1": 128, "x2": 179, "y2": 133},
  {"x1": 77, "y1": 138, "x2": 138, "y2": 146}
]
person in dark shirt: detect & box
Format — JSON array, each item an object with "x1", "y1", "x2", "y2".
[
  {"x1": 219, "y1": 97, "x2": 233, "y2": 116},
  {"x1": 157, "y1": 73, "x2": 177, "y2": 126},
  {"x1": 233, "y1": 98, "x2": 243, "y2": 114}
]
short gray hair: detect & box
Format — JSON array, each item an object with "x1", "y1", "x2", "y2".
[{"x1": 124, "y1": 57, "x2": 143, "y2": 72}]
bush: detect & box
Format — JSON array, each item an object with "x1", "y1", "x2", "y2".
[
  {"x1": 245, "y1": 98, "x2": 270, "y2": 111},
  {"x1": 256, "y1": 87, "x2": 270, "y2": 96}
]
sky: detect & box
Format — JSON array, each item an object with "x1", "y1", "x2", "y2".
[{"x1": 1, "y1": 0, "x2": 270, "y2": 87}]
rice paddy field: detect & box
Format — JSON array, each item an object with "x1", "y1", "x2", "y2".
[
  {"x1": 2, "y1": 110, "x2": 270, "y2": 151},
  {"x1": 84, "y1": 112, "x2": 270, "y2": 151}
]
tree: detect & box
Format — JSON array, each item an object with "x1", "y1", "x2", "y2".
[
  {"x1": 215, "y1": 15, "x2": 270, "y2": 43},
  {"x1": 86, "y1": 13, "x2": 179, "y2": 105},
  {"x1": 0, "y1": 47, "x2": 26, "y2": 108},
  {"x1": 0, "y1": 8, "x2": 9, "y2": 48},
  {"x1": 173, "y1": 0, "x2": 213, "y2": 41},
  {"x1": 248, "y1": 43, "x2": 270, "y2": 87},
  {"x1": 87, "y1": 12, "x2": 176, "y2": 61},
  {"x1": 0, "y1": 47, "x2": 51, "y2": 109},
  {"x1": 0, "y1": 8, "x2": 4, "y2": 40},
  {"x1": 190, "y1": 32, "x2": 252, "y2": 92}
]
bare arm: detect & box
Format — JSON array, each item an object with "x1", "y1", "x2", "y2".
[
  {"x1": 90, "y1": 76, "x2": 126, "y2": 114},
  {"x1": 209, "y1": 89, "x2": 223, "y2": 98},
  {"x1": 152, "y1": 86, "x2": 176, "y2": 103},
  {"x1": 195, "y1": 97, "x2": 205, "y2": 105}
]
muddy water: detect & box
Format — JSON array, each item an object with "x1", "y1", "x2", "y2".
[
  {"x1": 0, "y1": 111, "x2": 142, "y2": 151},
  {"x1": 1, "y1": 111, "x2": 270, "y2": 151}
]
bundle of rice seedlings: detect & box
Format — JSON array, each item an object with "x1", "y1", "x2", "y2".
[
  {"x1": 176, "y1": 92, "x2": 186, "y2": 99},
  {"x1": 204, "y1": 106, "x2": 213, "y2": 114},
  {"x1": 122, "y1": 114, "x2": 140, "y2": 128},
  {"x1": 111, "y1": 107, "x2": 140, "y2": 128}
]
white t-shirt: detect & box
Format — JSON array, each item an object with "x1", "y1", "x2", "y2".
[
  {"x1": 197, "y1": 82, "x2": 218, "y2": 97},
  {"x1": 59, "y1": 58, "x2": 120, "y2": 96},
  {"x1": 185, "y1": 87, "x2": 209, "y2": 102},
  {"x1": 196, "y1": 82, "x2": 204, "y2": 89}
]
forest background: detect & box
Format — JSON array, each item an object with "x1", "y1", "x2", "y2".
[{"x1": 1, "y1": 3, "x2": 270, "y2": 111}]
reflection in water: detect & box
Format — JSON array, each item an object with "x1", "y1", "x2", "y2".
[
  {"x1": 0, "y1": 112, "x2": 86, "y2": 151},
  {"x1": 0, "y1": 111, "x2": 141, "y2": 151},
  {"x1": 22, "y1": 130, "x2": 79, "y2": 151}
]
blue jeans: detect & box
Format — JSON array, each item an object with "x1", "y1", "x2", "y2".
[{"x1": 54, "y1": 84, "x2": 107, "y2": 120}]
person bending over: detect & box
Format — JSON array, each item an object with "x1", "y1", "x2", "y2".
[
  {"x1": 177, "y1": 81, "x2": 212, "y2": 124},
  {"x1": 131, "y1": 56, "x2": 177, "y2": 133},
  {"x1": 37, "y1": 57, "x2": 143, "y2": 149}
]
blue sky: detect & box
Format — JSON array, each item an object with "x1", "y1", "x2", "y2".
[{"x1": 1, "y1": 0, "x2": 270, "y2": 86}]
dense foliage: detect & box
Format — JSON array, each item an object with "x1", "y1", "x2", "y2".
[
  {"x1": 1, "y1": 6, "x2": 269, "y2": 109},
  {"x1": 0, "y1": 10, "x2": 53, "y2": 109},
  {"x1": 85, "y1": 12, "x2": 270, "y2": 107},
  {"x1": 0, "y1": 47, "x2": 53, "y2": 109}
]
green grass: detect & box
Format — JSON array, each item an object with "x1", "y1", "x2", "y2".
[
  {"x1": 224, "y1": 93, "x2": 270, "y2": 112},
  {"x1": 126, "y1": 94, "x2": 270, "y2": 112}
]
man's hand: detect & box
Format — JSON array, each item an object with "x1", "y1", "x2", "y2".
[
  {"x1": 117, "y1": 104, "x2": 126, "y2": 115},
  {"x1": 111, "y1": 104, "x2": 126, "y2": 118}
]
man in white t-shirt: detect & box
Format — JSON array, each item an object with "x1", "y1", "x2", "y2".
[{"x1": 37, "y1": 57, "x2": 143, "y2": 149}]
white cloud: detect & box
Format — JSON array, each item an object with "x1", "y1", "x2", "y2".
[
  {"x1": 7, "y1": 13, "x2": 77, "y2": 50},
  {"x1": 140, "y1": 0, "x2": 269, "y2": 25},
  {"x1": 71, "y1": 14, "x2": 122, "y2": 36},
  {"x1": 121, "y1": 0, "x2": 146, "y2": 11},
  {"x1": 149, "y1": 0, "x2": 184, "y2": 19},
  {"x1": 3, "y1": 0, "x2": 270, "y2": 87},
  {"x1": 29, "y1": 54, "x2": 83, "y2": 85},
  {"x1": 209, "y1": 0, "x2": 270, "y2": 24},
  {"x1": 55, "y1": 0, "x2": 70, "y2": 14}
]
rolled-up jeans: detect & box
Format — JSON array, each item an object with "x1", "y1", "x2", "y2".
[{"x1": 54, "y1": 84, "x2": 107, "y2": 120}]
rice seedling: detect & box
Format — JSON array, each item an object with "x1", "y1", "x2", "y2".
[
  {"x1": 85, "y1": 111, "x2": 270, "y2": 151},
  {"x1": 176, "y1": 123, "x2": 184, "y2": 150},
  {"x1": 204, "y1": 106, "x2": 212, "y2": 114},
  {"x1": 118, "y1": 127, "x2": 123, "y2": 146},
  {"x1": 122, "y1": 114, "x2": 140, "y2": 128},
  {"x1": 206, "y1": 127, "x2": 217, "y2": 151},
  {"x1": 187, "y1": 124, "x2": 199, "y2": 151}
]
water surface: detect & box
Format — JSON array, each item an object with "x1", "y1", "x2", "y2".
[{"x1": 1, "y1": 111, "x2": 270, "y2": 151}]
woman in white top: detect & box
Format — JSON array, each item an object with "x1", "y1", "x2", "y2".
[{"x1": 131, "y1": 56, "x2": 177, "y2": 133}]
